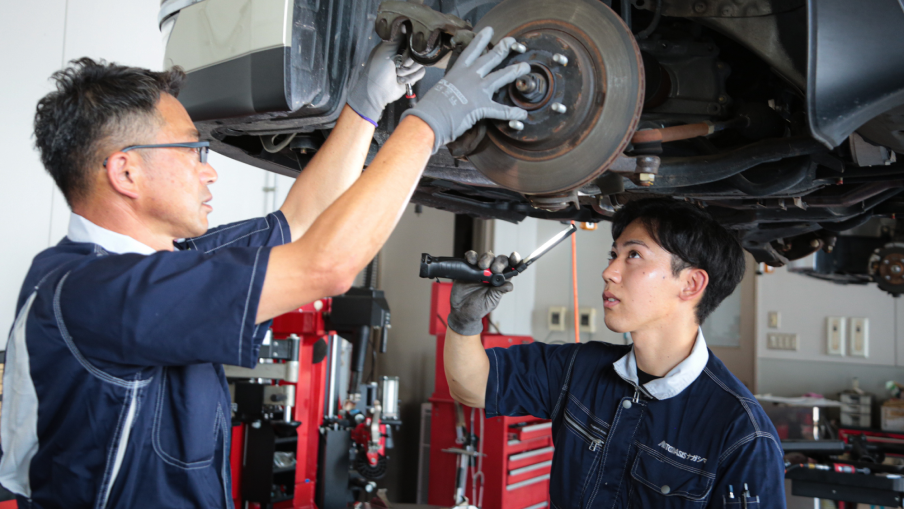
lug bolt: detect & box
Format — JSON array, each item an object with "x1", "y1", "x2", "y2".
[
  {"x1": 551, "y1": 102, "x2": 567, "y2": 114},
  {"x1": 509, "y1": 120, "x2": 525, "y2": 131},
  {"x1": 810, "y1": 239, "x2": 820, "y2": 248},
  {"x1": 552, "y1": 54, "x2": 569, "y2": 66},
  {"x1": 511, "y1": 42, "x2": 527, "y2": 54},
  {"x1": 515, "y1": 76, "x2": 538, "y2": 94}
]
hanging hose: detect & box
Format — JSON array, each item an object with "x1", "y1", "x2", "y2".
[
  {"x1": 634, "y1": 0, "x2": 661, "y2": 39},
  {"x1": 261, "y1": 132, "x2": 297, "y2": 153},
  {"x1": 571, "y1": 221, "x2": 580, "y2": 343}
]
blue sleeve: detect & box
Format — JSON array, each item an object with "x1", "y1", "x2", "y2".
[
  {"x1": 176, "y1": 211, "x2": 291, "y2": 252},
  {"x1": 708, "y1": 436, "x2": 786, "y2": 508},
  {"x1": 485, "y1": 342, "x2": 581, "y2": 419},
  {"x1": 56, "y1": 246, "x2": 272, "y2": 369}
]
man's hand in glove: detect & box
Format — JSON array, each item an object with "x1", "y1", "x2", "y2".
[
  {"x1": 347, "y1": 40, "x2": 426, "y2": 126},
  {"x1": 402, "y1": 26, "x2": 530, "y2": 153},
  {"x1": 447, "y1": 250, "x2": 523, "y2": 336}
]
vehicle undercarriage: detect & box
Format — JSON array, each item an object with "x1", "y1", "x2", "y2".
[{"x1": 160, "y1": 0, "x2": 904, "y2": 293}]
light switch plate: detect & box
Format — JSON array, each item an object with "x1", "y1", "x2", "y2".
[
  {"x1": 849, "y1": 317, "x2": 869, "y2": 357},
  {"x1": 578, "y1": 307, "x2": 597, "y2": 333},
  {"x1": 767, "y1": 333, "x2": 799, "y2": 351},
  {"x1": 768, "y1": 311, "x2": 781, "y2": 329},
  {"x1": 548, "y1": 306, "x2": 567, "y2": 331},
  {"x1": 827, "y1": 317, "x2": 846, "y2": 356}
]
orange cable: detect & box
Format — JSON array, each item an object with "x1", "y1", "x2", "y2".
[{"x1": 571, "y1": 221, "x2": 580, "y2": 343}]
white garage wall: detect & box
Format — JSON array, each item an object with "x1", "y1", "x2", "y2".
[
  {"x1": 531, "y1": 221, "x2": 627, "y2": 344},
  {"x1": 756, "y1": 267, "x2": 904, "y2": 397},
  {"x1": 0, "y1": 0, "x2": 293, "y2": 337}
]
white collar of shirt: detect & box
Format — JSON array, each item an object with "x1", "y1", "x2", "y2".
[
  {"x1": 612, "y1": 328, "x2": 709, "y2": 400},
  {"x1": 66, "y1": 213, "x2": 158, "y2": 256}
]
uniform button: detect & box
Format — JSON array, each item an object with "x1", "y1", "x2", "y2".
[
  {"x1": 661, "y1": 485, "x2": 671, "y2": 494},
  {"x1": 623, "y1": 400, "x2": 632, "y2": 409}
]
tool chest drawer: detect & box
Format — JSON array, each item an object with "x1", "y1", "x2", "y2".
[
  {"x1": 510, "y1": 421, "x2": 553, "y2": 442},
  {"x1": 508, "y1": 445, "x2": 555, "y2": 470},
  {"x1": 508, "y1": 459, "x2": 553, "y2": 485}
]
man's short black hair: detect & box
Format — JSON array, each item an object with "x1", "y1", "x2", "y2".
[
  {"x1": 33, "y1": 58, "x2": 186, "y2": 206},
  {"x1": 611, "y1": 197, "x2": 746, "y2": 324}
]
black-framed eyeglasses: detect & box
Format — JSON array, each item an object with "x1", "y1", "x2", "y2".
[{"x1": 103, "y1": 141, "x2": 210, "y2": 167}]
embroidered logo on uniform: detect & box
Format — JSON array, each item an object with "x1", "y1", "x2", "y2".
[{"x1": 658, "y1": 440, "x2": 707, "y2": 463}]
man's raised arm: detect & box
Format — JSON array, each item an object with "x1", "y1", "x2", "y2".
[
  {"x1": 278, "y1": 41, "x2": 424, "y2": 241},
  {"x1": 256, "y1": 27, "x2": 530, "y2": 323}
]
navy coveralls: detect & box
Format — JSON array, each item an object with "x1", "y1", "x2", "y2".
[
  {"x1": 0, "y1": 212, "x2": 290, "y2": 508},
  {"x1": 486, "y1": 331, "x2": 786, "y2": 508}
]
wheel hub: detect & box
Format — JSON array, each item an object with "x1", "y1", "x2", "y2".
[
  {"x1": 466, "y1": 0, "x2": 644, "y2": 196},
  {"x1": 868, "y1": 244, "x2": 904, "y2": 295}
]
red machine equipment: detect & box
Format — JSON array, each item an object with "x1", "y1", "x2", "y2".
[
  {"x1": 427, "y1": 282, "x2": 553, "y2": 509},
  {"x1": 226, "y1": 286, "x2": 399, "y2": 509},
  {"x1": 228, "y1": 300, "x2": 331, "y2": 508}
]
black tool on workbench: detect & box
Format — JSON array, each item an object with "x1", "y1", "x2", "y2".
[{"x1": 419, "y1": 223, "x2": 577, "y2": 286}]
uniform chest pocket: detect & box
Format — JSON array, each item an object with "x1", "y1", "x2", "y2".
[
  {"x1": 152, "y1": 365, "x2": 223, "y2": 469},
  {"x1": 549, "y1": 398, "x2": 611, "y2": 509},
  {"x1": 630, "y1": 447, "x2": 714, "y2": 505}
]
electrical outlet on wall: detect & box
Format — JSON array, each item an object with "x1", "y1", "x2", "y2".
[
  {"x1": 849, "y1": 317, "x2": 869, "y2": 357},
  {"x1": 548, "y1": 306, "x2": 567, "y2": 331},
  {"x1": 826, "y1": 317, "x2": 846, "y2": 356},
  {"x1": 767, "y1": 333, "x2": 799, "y2": 351},
  {"x1": 579, "y1": 308, "x2": 597, "y2": 333}
]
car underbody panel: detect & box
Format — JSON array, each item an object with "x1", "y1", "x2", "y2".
[{"x1": 161, "y1": 0, "x2": 904, "y2": 293}]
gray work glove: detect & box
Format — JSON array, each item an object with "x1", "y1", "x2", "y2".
[
  {"x1": 401, "y1": 27, "x2": 530, "y2": 153},
  {"x1": 447, "y1": 250, "x2": 523, "y2": 336},
  {"x1": 347, "y1": 40, "x2": 426, "y2": 125}
]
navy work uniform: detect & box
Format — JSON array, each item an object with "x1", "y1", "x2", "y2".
[
  {"x1": 0, "y1": 211, "x2": 290, "y2": 508},
  {"x1": 486, "y1": 331, "x2": 786, "y2": 508}
]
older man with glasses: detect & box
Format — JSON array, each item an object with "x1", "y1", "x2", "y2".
[{"x1": 1, "y1": 27, "x2": 529, "y2": 509}]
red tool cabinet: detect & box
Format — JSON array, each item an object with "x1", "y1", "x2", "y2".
[{"x1": 428, "y1": 283, "x2": 553, "y2": 509}]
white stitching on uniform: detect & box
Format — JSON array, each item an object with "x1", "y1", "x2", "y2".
[
  {"x1": 239, "y1": 247, "x2": 263, "y2": 366},
  {"x1": 53, "y1": 272, "x2": 153, "y2": 389},
  {"x1": 592, "y1": 400, "x2": 646, "y2": 509},
  {"x1": 570, "y1": 394, "x2": 611, "y2": 429},
  {"x1": 94, "y1": 385, "x2": 130, "y2": 509},
  {"x1": 704, "y1": 368, "x2": 783, "y2": 455},
  {"x1": 629, "y1": 454, "x2": 713, "y2": 502},
  {"x1": 550, "y1": 346, "x2": 580, "y2": 421},
  {"x1": 151, "y1": 367, "x2": 214, "y2": 470},
  {"x1": 203, "y1": 217, "x2": 273, "y2": 254},
  {"x1": 274, "y1": 214, "x2": 286, "y2": 244},
  {"x1": 634, "y1": 442, "x2": 714, "y2": 478},
  {"x1": 190, "y1": 218, "x2": 255, "y2": 240},
  {"x1": 218, "y1": 404, "x2": 230, "y2": 506},
  {"x1": 704, "y1": 368, "x2": 759, "y2": 431}
]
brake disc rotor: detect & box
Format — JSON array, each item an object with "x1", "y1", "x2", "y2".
[
  {"x1": 468, "y1": 0, "x2": 644, "y2": 195},
  {"x1": 869, "y1": 243, "x2": 904, "y2": 295}
]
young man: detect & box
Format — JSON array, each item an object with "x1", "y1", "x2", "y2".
[
  {"x1": 1, "y1": 28, "x2": 530, "y2": 508},
  {"x1": 444, "y1": 198, "x2": 786, "y2": 508}
]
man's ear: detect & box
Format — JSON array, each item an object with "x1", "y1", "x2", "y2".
[
  {"x1": 105, "y1": 152, "x2": 140, "y2": 199},
  {"x1": 680, "y1": 267, "x2": 709, "y2": 303}
]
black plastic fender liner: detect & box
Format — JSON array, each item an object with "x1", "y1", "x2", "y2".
[
  {"x1": 650, "y1": 136, "x2": 826, "y2": 188},
  {"x1": 726, "y1": 157, "x2": 813, "y2": 197},
  {"x1": 807, "y1": 0, "x2": 904, "y2": 148},
  {"x1": 818, "y1": 212, "x2": 875, "y2": 233}
]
